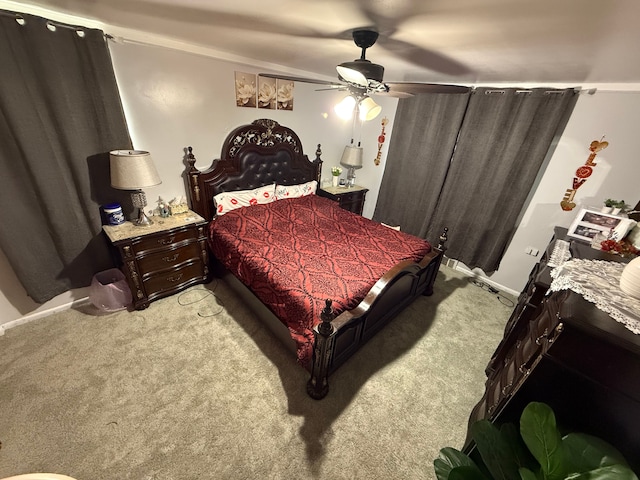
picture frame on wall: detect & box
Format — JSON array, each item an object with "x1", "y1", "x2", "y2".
[
  {"x1": 234, "y1": 71, "x2": 256, "y2": 108},
  {"x1": 567, "y1": 208, "x2": 623, "y2": 242},
  {"x1": 257, "y1": 76, "x2": 276, "y2": 110},
  {"x1": 276, "y1": 78, "x2": 294, "y2": 110}
]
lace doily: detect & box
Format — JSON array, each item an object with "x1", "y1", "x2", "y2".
[{"x1": 549, "y1": 259, "x2": 640, "y2": 334}]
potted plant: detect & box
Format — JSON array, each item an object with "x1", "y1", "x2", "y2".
[
  {"x1": 603, "y1": 199, "x2": 628, "y2": 214},
  {"x1": 331, "y1": 166, "x2": 342, "y2": 187},
  {"x1": 602, "y1": 198, "x2": 616, "y2": 213},
  {"x1": 612, "y1": 200, "x2": 629, "y2": 215},
  {"x1": 434, "y1": 402, "x2": 638, "y2": 480}
]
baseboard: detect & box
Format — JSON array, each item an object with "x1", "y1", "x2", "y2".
[
  {"x1": 0, "y1": 296, "x2": 91, "y2": 336},
  {"x1": 443, "y1": 256, "x2": 520, "y2": 298}
]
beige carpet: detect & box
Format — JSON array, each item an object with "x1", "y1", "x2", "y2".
[{"x1": 0, "y1": 266, "x2": 514, "y2": 480}]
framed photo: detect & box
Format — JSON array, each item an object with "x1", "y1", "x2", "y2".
[
  {"x1": 257, "y1": 76, "x2": 276, "y2": 110},
  {"x1": 234, "y1": 71, "x2": 256, "y2": 108},
  {"x1": 276, "y1": 78, "x2": 294, "y2": 110},
  {"x1": 567, "y1": 208, "x2": 623, "y2": 242}
]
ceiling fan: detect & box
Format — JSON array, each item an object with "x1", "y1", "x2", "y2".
[{"x1": 260, "y1": 29, "x2": 471, "y2": 99}]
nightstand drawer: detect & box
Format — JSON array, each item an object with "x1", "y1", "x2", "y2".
[
  {"x1": 131, "y1": 226, "x2": 200, "y2": 255},
  {"x1": 143, "y1": 261, "x2": 206, "y2": 301},
  {"x1": 317, "y1": 185, "x2": 368, "y2": 215},
  {"x1": 136, "y1": 241, "x2": 201, "y2": 274}
]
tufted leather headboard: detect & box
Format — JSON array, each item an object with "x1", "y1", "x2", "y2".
[{"x1": 184, "y1": 119, "x2": 323, "y2": 221}]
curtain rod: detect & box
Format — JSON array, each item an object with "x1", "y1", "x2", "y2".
[
  {"x1": 476, "y1": 87, "x2": 594, "y2": 95},
  {"x1": 0, "y1": 8, "x2": 88, "y2": 34}
]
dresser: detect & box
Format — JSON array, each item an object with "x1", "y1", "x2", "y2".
[
  {"x1": 317, "y1": 185, "x2": 368, "y2": 215},
  {"x1": 103, "y1": 211, "x2": 211, "y2": 310},
  {"x1": 464, "y1": 228, "x2": 640, "y2": 471}
]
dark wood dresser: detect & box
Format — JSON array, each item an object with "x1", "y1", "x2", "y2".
[
  {"x1": 103, "y1": 211, "x2": 211, "y2": 310},
  {"x1": 317, "y1": 185, "x2": 368, "y2": 215},
  {"x1": 465, "y1": 227, "x2": 640, "y2": 471}
]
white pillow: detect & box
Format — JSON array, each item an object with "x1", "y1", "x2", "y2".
[
  {"x1": 214, "y1": 183, "x2": 276, "y2": 216},
  {"x1": 275, "y1": 180, "x2": 317, "y2": 200}
]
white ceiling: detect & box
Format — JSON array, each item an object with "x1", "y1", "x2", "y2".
[{"x1": 6, "y1": 0, "x2": 640, "y2": 89}]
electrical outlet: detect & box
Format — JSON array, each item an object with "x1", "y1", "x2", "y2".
[{"x1": 525, "y1": 246, "x2": 539, "y2": 256}]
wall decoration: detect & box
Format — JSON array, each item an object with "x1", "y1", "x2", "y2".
[
  {"x1": 276, "y1": 78, "x2": 294, "y2": 110},
  {"x1": 560, "y1": 137, "x2": 609, "y2": 211},
  {"x1": 258, "y1": 76, "x2": 277, "y2": 109},
  {"x1": 374, "y1": 117, "x2": 388, "y2": 165},
  {"x1": 567, "y1": 207, "x2": 622, "y2": 242},
  {"x1": 235, "y1": 71, "x2": 256, "y2": 107}
]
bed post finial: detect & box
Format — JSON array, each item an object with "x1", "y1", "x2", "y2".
[
  {"x1": 438, "y1": 227, "x2": 448, "y2": 251},
  {"x1": 187, "y1": 146, "x2": 196, "y2": 169},
  {"x1": 307, "y1": 299, "x2": 335, "y2": 400},
  {"x1": 186, "y1": 146, "x2": 201, "y2": 204}
]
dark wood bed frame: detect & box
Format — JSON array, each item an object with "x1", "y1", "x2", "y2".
[{"x1": 184, "y1": 119, "x2": 447, "y2": 399}]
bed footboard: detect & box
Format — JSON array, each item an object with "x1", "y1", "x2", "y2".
[{"x1": 307, "y1": 229, "x2": 448, "y2": 400}]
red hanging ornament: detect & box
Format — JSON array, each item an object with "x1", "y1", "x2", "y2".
[
  {"x1": 374, "y1": 117, "x2": 388, "y2": 166},
  {"x1": 560, "y1": 137, "x2": 608, "y2": 211}
]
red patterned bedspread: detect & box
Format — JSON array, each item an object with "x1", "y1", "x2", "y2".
[{"x1": 208, "y1": 194, "x2": 431, "y2": 366}]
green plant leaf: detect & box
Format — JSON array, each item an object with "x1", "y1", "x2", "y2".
[
  {"x1": 500, "y1": 422, "x2": 537, "y2": 471},
  {"x1": 565, "y1": 464, "x2": 639, "y2": 480},
  {"x1": 519, "y1": 402, "x2": 565, "y2": 480},
  {"x1": 563, "y1": 433, "x2": 630, "y2": 473},
  {"x1": 518, "y1": 467, "x2": 539, "y2": 480},
  {"x1": 472, "y1": 419, "x2": 521, "y2": 480},
  {"x1": 434, "y1": 447, "x2": 479, "y2": 480},
  {"x1": 449, "y1": 466, "x2": 492, "y2": 480}
]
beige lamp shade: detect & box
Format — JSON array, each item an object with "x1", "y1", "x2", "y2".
[
  {"x1": 110, "y1": 150, "x2": 161, "y2": 190},
  {"x1": 340, "y1": 145, "x2": 364, "y2": 169}
]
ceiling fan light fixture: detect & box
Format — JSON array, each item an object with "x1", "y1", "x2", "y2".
[
  {"x1": 336, "y1": 65, "x2": 368, "y2": 87},
  {"x1": 334, "y1": 94, "x2": 357, "y2": 120},
  {"x1": 358, "y1": 97, "x2": 381, "y2": 121},
  {"x1": 337, "y1": 59, "x2": 385, "y2": 86}
]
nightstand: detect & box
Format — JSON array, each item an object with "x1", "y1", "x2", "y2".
[
  {"x1": 317, "y1": 185, "x2": 369, "y2": 215},
  {"x1": 103, "y1": 210, "x2": 211, "y2": 310}
]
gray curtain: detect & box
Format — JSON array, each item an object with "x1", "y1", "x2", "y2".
[
  {"x1": 0, "y1": 11, "x2": 133, "y2": 303},
  {"x1": 373, "y1": 92, "x2": 471, "y2": 233},
  {"x1": 374, "y1": 87, "x2": 577, "y2": 273}
]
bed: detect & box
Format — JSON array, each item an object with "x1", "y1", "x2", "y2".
[{"x1": 184, "y1": 119, "x2": 447, "y2": 399}]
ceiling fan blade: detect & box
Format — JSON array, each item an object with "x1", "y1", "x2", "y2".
[
  {"x1": 374, "y1": 90, "x2": 414, "y2": 99},
  {"x1": 258, "y1": 73, "x2": 342, "y2": 87},
  {"x1": 315, "y1": 86, "x2": 348, "y2": 92},
  {"x1": 386, "y1": 82, "x2": 471, "y2": 95},
  {"x1": 382, "y1": 38, "x2": 471, "y2": 77}
]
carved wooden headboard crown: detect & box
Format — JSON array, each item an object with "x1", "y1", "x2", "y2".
[{"x1": 185, "y1": 119, "x2": 323, "y2": 221}]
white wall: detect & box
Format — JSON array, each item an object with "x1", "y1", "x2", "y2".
[
  {"x1": 107, "y1": 41, "x2": 399, "y2": 220},
  {"x1": 2, "y1": 33, "x2": 639, "y2": 326},
  {"x1": 489, "y1": 91, "x2": 640, "y2": 293}
]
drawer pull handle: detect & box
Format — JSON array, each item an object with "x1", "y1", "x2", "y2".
[
  {"x1": 548, "y1": 323, "x2": 564, "y2": 344},
  {"x1": 167, "y1": 273, "x2": 183, "y2": 283},
  {"x1": 535, "y1": 328, "x2": 549, "y2": 345},
  {"x1": 159, "y1": 236, "x2": 175, "y2": 245},
  {"x1": 501, "y1": 383, "x2": 513, "y2": 396},
  {"x1": 163, "y1": 254, "x2": 179, "y2": 263}
]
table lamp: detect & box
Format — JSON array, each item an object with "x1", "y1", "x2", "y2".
[
  {"x1": 340, "y1": 143, "x2": 363, "y2": 187},
  {"x1": 110, "y1": 150, "x2": 161, "y2": 226}
]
